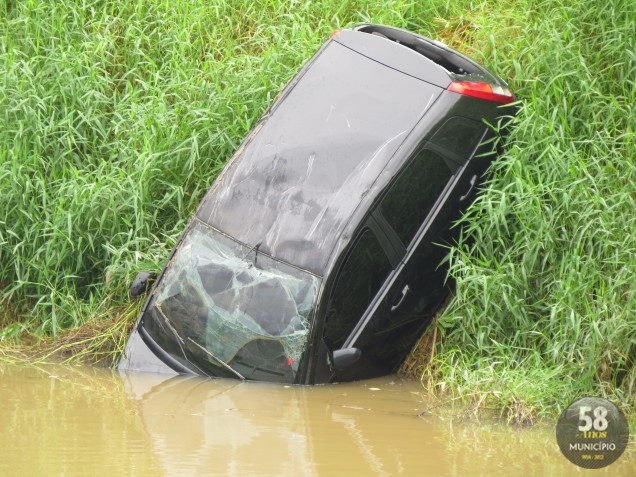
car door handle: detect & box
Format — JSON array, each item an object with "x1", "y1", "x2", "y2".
[
  {"x1": 459, "y1": 174, "x2": 478, "y2": 202},
  {"x1": 390, "y1": 284, "x2": 410, "y2": 312}
]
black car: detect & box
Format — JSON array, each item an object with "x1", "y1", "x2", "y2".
[{"x1": 118, "y1": 24, "x2": 516, "y2": 384}]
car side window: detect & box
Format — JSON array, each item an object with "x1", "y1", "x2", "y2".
[
  {"x1": 378, "y1": 148, "x2": 454, "y2": 247},
  {"x1": 323, "y1": 228, "x2": 393, "y2": 350},
  {"x1": 429, "y1": 116, "x2": 485, "y2": 158}
]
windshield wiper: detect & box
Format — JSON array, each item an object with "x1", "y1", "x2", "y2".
[
  {"x1": 186, "y1": 337, "x2": 246, "y2": 380},
  {"x1": 241, "y1": 240, "x2": 262, "y2": 266}
]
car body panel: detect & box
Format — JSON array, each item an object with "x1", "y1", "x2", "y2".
[{"x1": 197, "y1": 41, "x2": 443, "y2": 275}]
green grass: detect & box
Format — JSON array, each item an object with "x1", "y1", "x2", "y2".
[
  {"x1": 414, "y1": 0, "x2": 636, "y2": 424},
  {"x1": 0, "y1": 0, "x2": 431, "y2": 334},
  {"x1": 1, "y1": 0, "x2": 633, "y2": 424}
]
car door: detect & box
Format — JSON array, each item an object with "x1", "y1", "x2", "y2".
[
  {"x1": 321, "y1": 221, "x2": 399, "y2": 351},
  {"x1": 340, "y1": 122, "x2": 489, "y2": 380},
  {"x1": 314, "y1": 217, "x2": 401, "y2": 383}
]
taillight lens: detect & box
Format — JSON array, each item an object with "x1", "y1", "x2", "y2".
[{"x1": 448, "y1": 81, "x2": 515, "y2": 104}]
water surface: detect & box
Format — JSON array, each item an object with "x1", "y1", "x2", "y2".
[{"x1": 0, "y1": 365, "x2": 632, "y2": 476}]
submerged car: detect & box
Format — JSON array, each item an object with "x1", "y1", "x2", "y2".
[{"x1": 119, "y1": 24, "x2": 516, "y2": 384}]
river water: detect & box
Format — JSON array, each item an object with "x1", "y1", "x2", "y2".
[{"x1": 0, "y1": 364, "x2": 632, "y2": 476}]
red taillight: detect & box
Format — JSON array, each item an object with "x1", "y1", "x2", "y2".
[
  {"x1": 330, "y1": 29, "x2": 341, "y2": 39},
  {"x1": 448, "y1": 81, "x2": 515, "y2": 104}
]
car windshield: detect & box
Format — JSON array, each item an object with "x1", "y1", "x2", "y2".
[{"x1": 142, "y1": 221, "x2": 320, "y2": 383}]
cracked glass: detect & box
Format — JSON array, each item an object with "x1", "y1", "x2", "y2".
[{"x1": 143, "y1": 221, "x2": 320, "y2": 383}]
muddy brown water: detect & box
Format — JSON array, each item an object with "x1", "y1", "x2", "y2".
[{"x1": 0, "y1": 365, "x2": 632, "y2": 476}]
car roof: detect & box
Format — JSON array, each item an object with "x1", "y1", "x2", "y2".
[{"x1": 196, "y1": 34, "x2": 446, "y2": 275}]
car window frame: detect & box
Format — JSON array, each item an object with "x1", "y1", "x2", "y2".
[
  {"x1": 343, "y1": 129, "x2": 488, "y2": 350},
  {"x1": 320, "y1": 216, "x2": 400, "y2": 352},
  {"x1": 373, "y1": 142, "x2": 461, "y2": 254},
  {"x1": 317, "y1": 124, "x2": 490, "y2": 358}
]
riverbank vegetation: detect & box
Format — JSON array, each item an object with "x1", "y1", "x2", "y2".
[{"x1": 1, "y1": 0, "x2": 633, "y2": 425}]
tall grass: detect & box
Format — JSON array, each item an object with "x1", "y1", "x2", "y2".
[
  {"x1": 0, "y1": 0, "x2": 420, "y2": 335},
  {"x1": 0, "y1": 0, "x2": 633, "y2": 421},
  {"x1": 413, "y1": 0, "x2": 635, "y2": 422}
]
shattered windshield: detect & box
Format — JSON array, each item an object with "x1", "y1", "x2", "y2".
[{"x1": 142, "y1": 221, "x2": 320, "y2": 383}]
